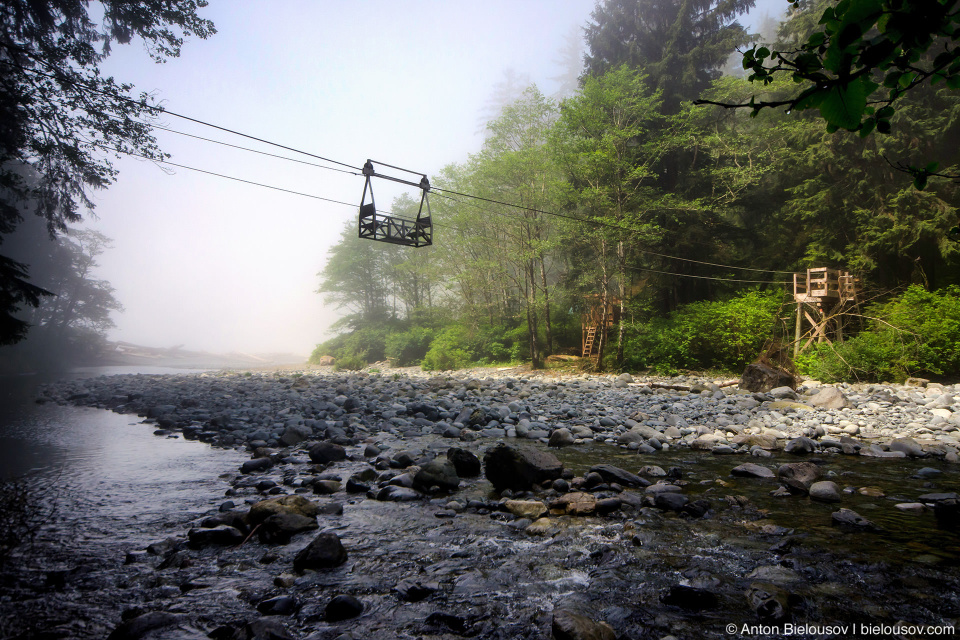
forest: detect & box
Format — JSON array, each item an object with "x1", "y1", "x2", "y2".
[{"x1": 312, "y1": 0, "x2": 960, "y2": 383}]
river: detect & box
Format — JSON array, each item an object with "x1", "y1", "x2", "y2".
[
  {"x1": 0, "y1": 367, "x2": 248, "y2": 639},
  {"x1": 2, "y1": 368, "x2": 960, "y2": 639}
]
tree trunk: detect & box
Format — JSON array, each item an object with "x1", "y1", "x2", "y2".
[{"x1": 540, "y1": 256, "x2": 552, "y2": 355}]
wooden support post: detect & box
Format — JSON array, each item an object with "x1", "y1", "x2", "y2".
[{"x1": 794, "y1": 302, "x2": 802, "y2": 359}]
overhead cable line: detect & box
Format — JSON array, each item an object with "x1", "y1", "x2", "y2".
[
  {"x1": 87, "y1": 143, "x2": 358, "y2": 208},
  {"x1": 88, "y1": 143, "x2": 791, "y2": 284},
  {"x1": 431, "y1": 186, "x2": 796, "y2": 278},
  {"x1": 147, "y1": 123, "x2": 360, "y2": 176},
  {"x1": 12, "y1": 59, "x2": 793, "y2": 279},
  {"x1": 625, "y1": 264, "x2": 790, "y2": 285},
  {"x1": 6, "y1": 59, "x2": 362, "y2": 172}
]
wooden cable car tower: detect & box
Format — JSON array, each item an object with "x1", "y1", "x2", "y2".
[
  {"x1": 792, "y1": 267, "x2": 860, "y2": 357},
  {"x1": 581, "y1": 295, "x2": 621, "y2": 365}
]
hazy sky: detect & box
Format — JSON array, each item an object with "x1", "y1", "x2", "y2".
[{"x1": 82, "y1": 0, "x2": 780, "y2": 357}]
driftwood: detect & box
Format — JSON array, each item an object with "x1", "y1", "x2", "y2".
[{"x1": 644, "y1": 379, "x2": 739, "y2": 392}]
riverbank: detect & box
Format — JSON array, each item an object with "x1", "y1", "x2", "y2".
[{"x1": 4, "y1": 366, "x2": 960, "y2": 639}]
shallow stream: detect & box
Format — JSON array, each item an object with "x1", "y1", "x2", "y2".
[{"x1": 1, "y1": 371, "x2": 959, "y2": 639}]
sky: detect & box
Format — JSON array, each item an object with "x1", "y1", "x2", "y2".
[{"x1": 82, "y1": 0, "x2": 782, "y2": 358}]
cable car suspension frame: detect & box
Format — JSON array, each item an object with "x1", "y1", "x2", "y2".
[{"x1": 358, "y1": 159, "x2": 432, "y2": 248}]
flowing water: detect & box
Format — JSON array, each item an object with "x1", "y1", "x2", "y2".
[{"x1": 1, "y1": 371, "x2": 960, "y2": 639}]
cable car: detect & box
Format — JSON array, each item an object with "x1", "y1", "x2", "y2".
[{"x1": 358, "y1": 160, "x2": 432, "y2": 247}]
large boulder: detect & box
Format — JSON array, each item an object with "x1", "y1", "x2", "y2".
[
  {"x1": 731, "y1": 463, "x2": 775, "y2": 479},
  {"x1": 293, "y1": 532, "x2": 348, "y2": 573},
  {"x1": 308, "y1": 441, "x2": 347, "y2": 464},
  {"x1": 807, "y1": 386, "x2": 850, "y2": 410},
  {"x1": 483, "y1": 443, "x2": 563, "y2": 492},
  {"x1": 413, "y1": 457, "x2": 460, "y2": 491},
  {"x1": 258, "y1": 512, "x2": 320, "y2": 544},
  {"x1": 588, "y1": 464, "x2": 650, "y2": 488},
  {"x1": 777, "y1": 462, "x2": 821, "y2": 494},
  {"x1": 446, "y1": 448, "x2": 481, "y2": 477},
  {"x1": 740, "y1": 363, "x2": 796, "y2": 393},
  {"x1": 248, "y1": 495, "x2": 320, "y2": 525}
]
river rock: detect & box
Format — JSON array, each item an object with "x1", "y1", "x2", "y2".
[
  {"x1": 661, "y1": 584, "x2": 719, "y2": 610},
  {"x1": 308, "y1": 441, "x2": 347, "y2": 464},
  {"x1": 654, "y1": 492, "x2": 689, "y2": 511},
  {"x1": 293, "y1": 532, "x2": 348, "y2": 572},
  {"x1": 280, "y1": 425, "x2": 311, "y2": 446},
  {"x1": 784, "y1": 436, "x2": 817, "y2": 455},
  {"x1": 505, "y1": 499, "x2": 547, "y2": 519},
  {"x1": 549, "y1": 427, "x2": 575, "y2": 448},
  {"x1": 551, "y1": 492, "x2": 597, "y2": 515},
  {"x1": 376, "y1": 486, "x2": 423, "y2": 501},
  {"x1": 740, "y1": 363, "x2": 796, "y2": 393},
  {"x1": 809, "y1": 481, "x2": 842, "y2": 503},
  {"x1": 733, "y1": 433, "x2": 778, "y2": 450},
  {"x1": 257, "y1": 594, "x2": 299, "y2": 616},
  {"x1": 312, "y1": 479, "x2": 341, "y2": 495},
  {"x1": 777, "y1": 462, "x2": 821, "y2": 494},
  {"x1": 731, "y1": 463, "x2": 775, "y2": 478},
  {"x1": 414, "y1": 457, "x2": 460, "y2": 491},
  {"x1": 483, "y1": 443, "x2": 563, "y2": 491},
  {"x1": 248, "y1": 495, "x2": 320, "y2": 525},
  {"x1": 187, "y1": 525, "x2": 244, "y2": 546},
  {"x1": 394, "y1": 578, "x2": 440, "y2": 602},
  {"x1": 889, "y1": 437, "x2": 924, "y2": 457},
  {"x1": 446, "y1": 447, "x2": 481, "y2": 477},
  {"x1": 258, "y1": 512, "x2": 319, "y2": 544},
  {"x1": 106, "y1": 612, "x2": 187, "y2": 640},
  {"x1": 588, "y1": 464, "x2": 649, "y2": 488},
  {"x1": 551, "y1": 610, "x2": 615, "y2": 640},
  {"x1": 831, "y1": 508, "x2": 880, "y2": 531},
  {"x1": 895, "y1": 502, "x2": 926, "y2": 513},
  {"x1": 324, "y1": 594, "x2": 363, "y2": 621},
  {"x1": 745, "y1": 583, "x2": 790, "y2": 623},
  {"x1": 240, "y1": 457, "x2": 274, "y2": 474},
  {"x1": 808, "y1": 386, "x2": 849, "y2": 409}
]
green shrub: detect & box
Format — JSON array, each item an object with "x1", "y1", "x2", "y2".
[
  {"x1": 309, "y1": 325, "x2": 389, "y2": 367},
  {"x1": 334, "y1": 353, "x2": 366, "y2": 371},
  {"x1": 623, "y1": 289, "x2": 784, "y2": 373},
  {"x1": 797, "y1": 285, "x2": 960, "y2": 382},
  {"x1": 385, "y1": 327, "x2": 435, "y2": 366},
  {"x1": 421, "y1": 325, "x2": 474, "y2": 371}
]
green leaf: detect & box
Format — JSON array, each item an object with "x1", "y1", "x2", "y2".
[
  {"x1": 876, "y1": 106, "x2": 895, "y2": 118},
  {"x1": 914, "y1": 173, "x2": 928, "y2": 190},
  {"x1": 925, "y1": 161, "x2": 940, "y2": 173},
  {"x1": 859, "y1": 119, "x2": 876, "y2": 137},
  {"x1": 819, "y1": 79, "x2": 869, "y2": 130}
]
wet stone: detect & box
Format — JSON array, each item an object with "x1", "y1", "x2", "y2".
[
  {"x1": 293, "y1": 532, "x2": 348, "y2": 573},
  {"x1": 325, "y1": 594, "x2": 363, "y2": 621},
  {"x1": 551, "y1": 610, "x2": 616, "y2": 640}
]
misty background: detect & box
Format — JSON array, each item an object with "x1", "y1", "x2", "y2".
[{"x1": 7, "y1": 0, "x2": 780, "y2": 361}]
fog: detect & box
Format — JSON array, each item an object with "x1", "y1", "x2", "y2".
[{"x1": 70, "y1": 0, "x2": 779, "y2": 358}]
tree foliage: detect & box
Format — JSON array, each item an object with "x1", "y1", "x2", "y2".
[
  {"x1": 584, "y1": 0, "x2": 756, "y2": 109},
  {"x1": 697, "y1": 0, "x2": 960, "y2": 146},
  {"x1": 315, "y1": 0, "x2": 960, "y2": 381},
  {"x1": 0, "y1": 0, "x2": 214, "y2": 344}
]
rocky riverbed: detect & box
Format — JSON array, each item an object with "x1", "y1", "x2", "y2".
[{"x1": 4, "y1": 366, "x2": 960, "y2": 639}]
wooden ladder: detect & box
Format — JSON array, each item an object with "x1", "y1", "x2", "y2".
[{"x1": 583, "y1": 326, "x2": 597, "y2": 359}]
